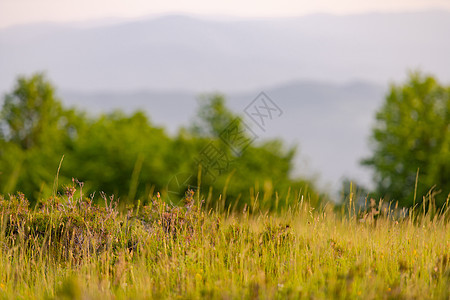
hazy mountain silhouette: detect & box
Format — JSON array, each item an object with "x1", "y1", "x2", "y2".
[{"x1": 1, "y1": 11, "x2": 449, "y2": 94}]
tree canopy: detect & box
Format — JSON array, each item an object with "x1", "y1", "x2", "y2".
[
  {"x1": 363, "y1": 72, "x2": 450, "y2": 208},
  {"x1": 0, "y1": 73, "x2": 321, "y2": 210}
]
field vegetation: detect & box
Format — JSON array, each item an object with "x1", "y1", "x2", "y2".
[{"x1": 0, "y1": 184, "x2": 448, "y2": 299}]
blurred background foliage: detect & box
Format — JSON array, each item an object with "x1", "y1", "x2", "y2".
[
  {"x1": 1, "y1": 72, "x2": 449, "y2": 210},
  {"x1": 0, "y1": 73, "x2": 321, "y2": 210},
  {"x1": 362, "y1": 72, "x2": 450, "y2": 208}
]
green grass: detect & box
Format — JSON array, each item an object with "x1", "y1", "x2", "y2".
[{"x1": 0, "y1": 188, "x2": 449, "y2": 299}]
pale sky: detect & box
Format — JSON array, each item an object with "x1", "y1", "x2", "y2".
[{"x1": 0, "y1": 0, "x2": 449, "y2": 28}]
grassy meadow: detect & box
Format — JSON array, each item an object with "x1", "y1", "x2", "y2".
[{"x1": 0, "y1": 185, "x2": 449, "y2": 300}]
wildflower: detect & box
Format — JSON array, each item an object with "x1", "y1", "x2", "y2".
[{"x1": 64, "y1": 186, "x2": 76, "y2": 199}]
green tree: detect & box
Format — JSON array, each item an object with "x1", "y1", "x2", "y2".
[
  {"x1": 186, "y1": 95, "x2": 321, "y2": 210},
  {"x1": 0, "y1": 73, "x2": 83, "y2": 198},
  {"x1": 1, "y1": 73, "x2": 65, "y2": 149},
  {"x1": 190, "y1": 94, "x2": 236, "y2": 138},
  {"x1": 363, "y1": 72, "x2": 450, "y2": 207},
  {"x1": 65, "y1": 110, "x2": 172, "y2": 201}
]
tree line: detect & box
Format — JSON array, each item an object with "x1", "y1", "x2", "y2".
[
  {"x1": 0, "y1": 73, "x2": 319, "y2": 210},
  {"x1": 0, "y1": 72, "x2": 448, "y2": 209}
]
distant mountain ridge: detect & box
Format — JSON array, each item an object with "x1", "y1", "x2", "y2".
[{"x1": 1, "y1": 10, "x2": 449, "y2": 94}]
